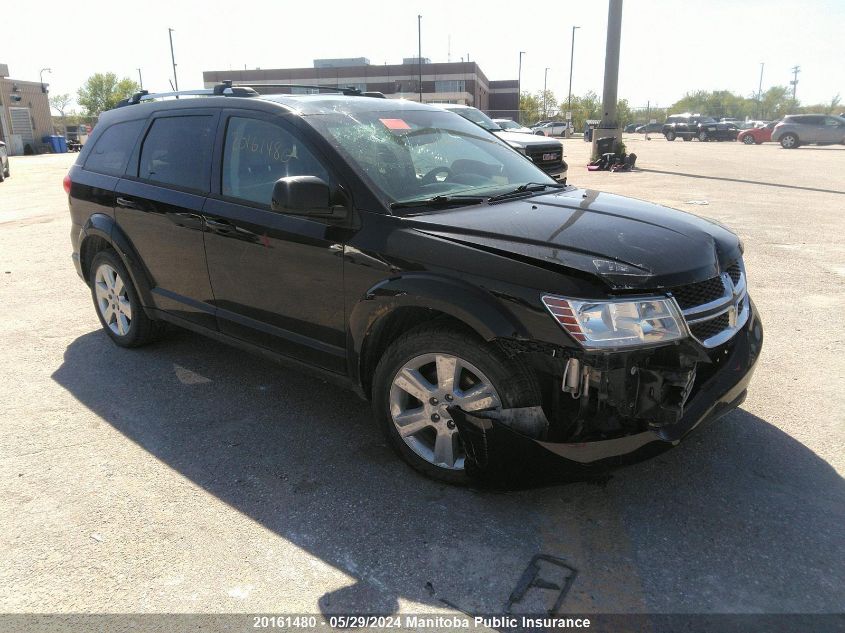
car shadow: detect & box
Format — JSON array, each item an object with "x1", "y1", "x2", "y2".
[
  {"x1": 51, "y1": 328, "x2": 845, "y2": 615},
  {"x1": 638, "y1": 168, "x2": 845, "y2": 195}
]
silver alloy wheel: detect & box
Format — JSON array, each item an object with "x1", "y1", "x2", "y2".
[
  {"x1": 94, "y1": 263, "x2": 132, "y2": 336},
  {"x1": 781, "y1": 134, "x2": 796, "y2": 148},
  {"x1": 743, "y1": 135, "x2": 755, "y2": 144},
  {"x1": 699, "y1": 131, "x2": 708, "y2": 141},
  {"x1": 389, "y1": 353, "x2": 502, "y2": 470}
]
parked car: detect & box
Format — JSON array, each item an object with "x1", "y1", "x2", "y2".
[
  {"x1": 0, "y1": 141, "x2": 9, "y2": 183},
  {"x1": 737, "y1": 121, "x2": 777, "y2": 145},
  {"x1": 634, "y1": 122, "x2": 662, "y2": 134},
  {"x1": 532, "y1": 121, "x2": 568, "y2": 136},
  {"x1": 493, "y1": 118, "x2": 534, "y2": 134},
  {"x1": 662, "y1": 113, "x2": 739, "y2": 141},
  {"x1": 623, "y1": 123, "x2": 642, "y2": 133},
  {"x1": 434, "y1": 104, "x2": 567, "y2": 181},
  {"x1": 66, "y1": 86, "x2": 761, "y2": 484},
  {"x1": 771, "y1": 114, "x2": 845, "y2": 148}
]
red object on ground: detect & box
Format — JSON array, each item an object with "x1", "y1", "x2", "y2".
[{"x1": 738, "y1": 123, "x2": 775, "y2": 145}]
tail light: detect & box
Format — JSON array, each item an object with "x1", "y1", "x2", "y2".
[{"x1": 63, "y1": 173, "x2": 71, "y2": 195}]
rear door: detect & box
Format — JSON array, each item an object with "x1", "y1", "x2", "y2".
[
  {"x1": 114, "y1": 109, "x2": 218, "y2": 329},
  {"x1": 201, "y1": 110, "x2": 351, "y2": 372}
]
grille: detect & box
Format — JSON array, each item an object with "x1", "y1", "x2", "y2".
[
  {"x1": 527, "y1": 144, "x2": 564, "y2": 174},
  {"x1": 670, "y1": 275, "x2": 727, "y2": 310},
  {"x1": 727, "y1": 261, "x2": 742, "y2": 286},
  {"x1": 689, "y1": 312, "x2": 731, "y2": 341}
]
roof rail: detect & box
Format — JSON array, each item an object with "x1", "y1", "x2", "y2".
[
  {"x1": 231, "y1": 83, "x2": 385, "y2": 98},
  {"x1": 112, "y1": 82, "x2": 259, "y2": 108}
]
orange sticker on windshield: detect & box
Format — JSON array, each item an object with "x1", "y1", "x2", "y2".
[{"x1": 380, "y1": 118, "x2": 411, "y2": 130}]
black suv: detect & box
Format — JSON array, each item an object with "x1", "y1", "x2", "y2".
[
  {"x1": 663, "y1": 113, "x2": 739, "y2": 142},
  {"x1": 66, "y1": 87, "x2": 762, "y2": 484}
]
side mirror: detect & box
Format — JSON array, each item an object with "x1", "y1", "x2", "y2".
[{"x1": 271, "y1": 176, "x2": 348, "y2": 219}]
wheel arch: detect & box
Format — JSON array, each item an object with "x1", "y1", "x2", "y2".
[
  {"x1": 349, "y1": 274, "x2": 529, "y2": 398},
  {"x1": 79, "y1": 213, "x2": 154, "y2": 307}
]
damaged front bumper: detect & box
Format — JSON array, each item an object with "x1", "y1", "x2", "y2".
[{"x1": 451, "y1": 299, "x2": 763, "y2": 485}]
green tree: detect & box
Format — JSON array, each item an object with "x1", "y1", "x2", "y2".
[
  {"x1": 519, "y1": 91, "x2": 542, "y2": 124},
  {"x1": 77, "y1": 73, "x2": 139, "y2": 116}
]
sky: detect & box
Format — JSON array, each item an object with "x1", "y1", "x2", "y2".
[{"x1": 4, "y1": 0, "x2": 843, "y2": 112}]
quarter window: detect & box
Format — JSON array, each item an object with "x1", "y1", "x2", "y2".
[
  {"x1": 139, "y1": 116, "x2": 215, "y2": 192},
  {"x1": 222, "y1": 117, "x2": 330, "y2": 206},
  {"x1": 84, "y1": 119, "x2": 145, "y2": 176}
]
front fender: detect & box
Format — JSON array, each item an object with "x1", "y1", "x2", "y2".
[
  {"x1": 348, "y1": 273, "x2": 530, "y2": 388},
  {"x1": 79, "y1": 213, "x2": 154, "y2": 307}
]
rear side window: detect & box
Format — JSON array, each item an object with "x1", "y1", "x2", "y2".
[
  {"x1": 84, "y1": 119, "x2": 145, "y2": 176},
  {"x1": 222, "y1": 117, "x2": 330, "y2": 206},
  {"x1": 139, "y1": 115, "x2": 215, "y2": 192}
]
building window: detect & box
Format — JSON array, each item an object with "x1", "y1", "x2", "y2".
[
  {"x1": 435, "y1": 80, "x2": 466, "y2": 93},
  {"x1": 394, "y1": 80, "x2": 420, "y2": 94}
]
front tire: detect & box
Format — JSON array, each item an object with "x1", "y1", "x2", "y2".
[
  {"x1": 698, "y1": 130, "x2": 708, "y2": 141},
  {"x1": 372, "y1": 323, "x2": 541, "y2": 484},
  {"x1": 780, "y1": 133, "x2": 799, "y2": 149},
  {"x1": 665, "y1": 130, "x2": 676, "y2": 141},
  {"x1": 742, "y1": 135, "x2": 756, "y2": 144},
  {"x1": 90, "y1": 250, "x2": 165, "y2": 348}
]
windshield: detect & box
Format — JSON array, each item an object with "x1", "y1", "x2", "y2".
[
  {"x1": 444, "y1": 106, "x2": 501, "y2": 132},
  {"x1": 497, "y1": 120, "x2": 520, "y2": 129},
  {"x1": 309, "y1": 109, "x2": 555, "y2": 209}
]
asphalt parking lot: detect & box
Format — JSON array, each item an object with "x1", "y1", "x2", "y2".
[{"x1": 0, "y1": 138, "x2": 843, "y2": 619}]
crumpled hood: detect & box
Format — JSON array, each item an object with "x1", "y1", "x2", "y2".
[{"x1": 404, "y1": 187, "x2": 742, "y2": 290}]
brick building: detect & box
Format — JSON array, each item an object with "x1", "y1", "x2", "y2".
[
  {"x1": 0, "y1": 63, "x2": 53, "y2": 155},
  {"x1": 203, "y1": 58, "x2": 519, "y2": 120}
]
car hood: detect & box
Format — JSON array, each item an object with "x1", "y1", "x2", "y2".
[
  {"x1": 493, "y1": 130, "x2": 562, "y2": 147},
  {"x1": 404, "y1": 187, "x2": 742, "y2": 290}
]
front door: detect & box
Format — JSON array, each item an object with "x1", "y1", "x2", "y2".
[
  {"x1": 202, "y1": 111, "x2": 350, "y2": 373},
  {"x1": 114, "y1": 111, "x2": 218, "y2": 329}
]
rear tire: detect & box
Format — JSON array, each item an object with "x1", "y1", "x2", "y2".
[
  {"x1": 89, "y1": 250, "x2": 165, "y2": 348},
  {"x1": 780, "y1": 133, "x2": 799, "y2": 149},
  {"x1": 698, "y1": 130, "x2": 708, "y2": 141},
  {"x1": 372, "y1": 322, "x2": 541, "y2": 484},
  {"x1": 742, "y1": 135, "x2": 756, "y2": 144}
]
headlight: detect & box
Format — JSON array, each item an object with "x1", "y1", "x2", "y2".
[
  {"x1": 541, "y1": 294, "x2": 687, "y2": 349},
  {"x1": 513, "y1": 145, "x2": 528, "y2": 156}
]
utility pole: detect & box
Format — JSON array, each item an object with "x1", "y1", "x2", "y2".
[
  {"x1": 168, "y1": 28, "x2": 179, "y2": 92},
  {"x1": 418, "y1": 15, "x2": 423, "y2": 103},
  {"x1": 543, "y1": 68, "x2": 550, "y2": 118},
  {"x1": 39, "y1": 68, "x2": 51, "y2": 94},
  {"x1": 137, "y1": 68, "x2": 144, "y2": 90},
  {"x1": 790, "y1": 65, "x2": 800, "y2": 109},
  {"x1": 599, "y1": 1, "x2": 623, "y2": 129},
  {"x1": 757, "y1": 62, "x2": 764, "y2": 118},
  {"x1": 567, "y1": 26, "x2": 580, "y2": 113},
  {"x1": 517, "y1": 51, "x2": 526, "y2": 123}
]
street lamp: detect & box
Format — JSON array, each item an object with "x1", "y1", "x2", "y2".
[
  {"x1": 567, "y1": 26, "x2": 580, "y2": 114},
  {"x1": 137, "y1": 68, "x2": 144, "y2": 90},
  {"x1": 39, "y1": 67, "x2": 51, "y2": 93},
  {"x1": 418, "y1": 15, "x2": 423, "y2": 103},
  {"x1": 757, "y1": 62, "x2": 764, "y2": 118},
  {"x1": 543, "y1": 67, "x2": 550, "y2": 119},
  {"x1": 517, "y1": 51, "x2": 526, "y2": 123}
]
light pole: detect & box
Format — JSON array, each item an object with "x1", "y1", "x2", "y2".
[
  {"x1": 168, "y1": 28, "x2": 179, "y2": 91},
  {"x1": 39, "y1": 68, "x2": 51, "y2": 93},
  {"x1": 517, "y1": 51, "x2": 526, "y2": 123},
  {"x1": 137, "y1": 68, "x2": 144, "y2": 91},
  {"x1": 756, "y1": 62, "x2": 764, "y2": 118},
  {"x1": 567, "y1": 26, "x2": 580, "y2": 114},
  {"x1": 417, "y1": 15, "x2": 423, "y2": 103},
  {"x1": 790, "y1": 65, "x2": 800, "y2": 109},
  {"x1": 543, "y1": 67, "x2": 549, "y2": 119}
]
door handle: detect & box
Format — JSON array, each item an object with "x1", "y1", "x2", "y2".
[{"x1": 116, "y1": 196, "x2": 139, "y2": 209}]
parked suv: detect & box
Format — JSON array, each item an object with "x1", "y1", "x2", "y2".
[
  {"x1": 531, "y1": 121, "x2": 568, "y2": 136},
  {"x1": 66, "y1": 87, "x2": 762, "y2": 484},
  {"x1": 771, "y1": 114, "x2": 845, "y2": 148},
  {"x1": 433, "y1": 104, "x2": 567, "y2": 181},
  {"x1": 662, "y1": 113, "x2": 738, "y2": 142}
]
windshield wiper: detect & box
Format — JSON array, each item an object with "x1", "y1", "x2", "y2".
[
  {"x1": 389, "y1": 195, "x2": 486, "y2": 211},
  {"x1": 486, "y1": 182, "x2": 567, "y2": 203}
]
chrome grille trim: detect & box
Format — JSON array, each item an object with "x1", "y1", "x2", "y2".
[{"x1": 672, "y1": 261, "x2": 748, "y2": 348}]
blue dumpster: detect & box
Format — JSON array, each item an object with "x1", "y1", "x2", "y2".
[{"x1": 42, "y1": 135, "x2": 68, "y2": 153}]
